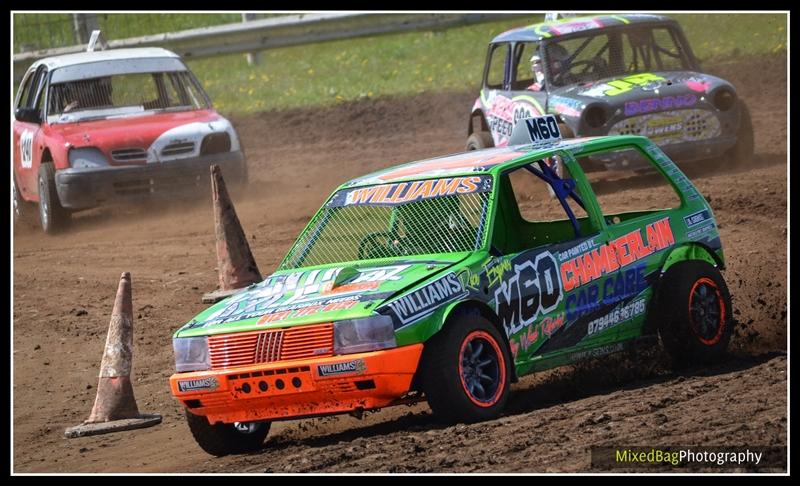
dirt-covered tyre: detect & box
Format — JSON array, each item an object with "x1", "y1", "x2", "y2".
[
  {"x1": 37, "y1": 163, "x2": 71, "y2": 234},
  {"x1": 185, "y1": 410, "x2": 271, "y2": 456},
  {"x1": 558, "y1": 122, "x2": 575, "y2": 139},
  {"x1": 466, "y1": 131, "x2": 494, "y2": 151},
  {"x1": 728, "y1": 101, "x2": 754, "y2": 168},
  {"x1": 419, "y1": 314, "x2": 512, "y2": 424},
  {"x1": 13, "y1": 176, "x2": 34, "y2": 227},
  {"x1": 701, "y1": 102, "x2": 754, "y2": 173},
  {"x1": 654, "y1": 260, "x2": 733, "y2": 369}
]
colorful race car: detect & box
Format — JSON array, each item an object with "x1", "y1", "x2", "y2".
[
  {"x1": 13, "y1": 46, "x2": 247, "y2": 234},
  {"x1": 170, "y1": 115, "x2": 732, "y2": 456},
  {"x1": 467, "y1": 14, "x2": 754, "y2": 172}
]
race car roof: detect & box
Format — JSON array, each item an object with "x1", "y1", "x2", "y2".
[
  {"x1": 29, "y1": 47, "x2": 181, "y2": 71},
  {"x1": 342, "y1": 136, "x2": 599, "y2": 188},
  {"x1": 491, "y1": 14, "x2": 675, "y2": 43}
]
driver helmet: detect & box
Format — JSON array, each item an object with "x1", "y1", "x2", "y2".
[
  {"x1": 530, "y1": 52, "x2": 546, "y2": 85},
  {"x1": 545, "y1": 43, "x2": 571, "y2": 78}
]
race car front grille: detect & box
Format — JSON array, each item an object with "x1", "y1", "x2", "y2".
[
  {"x1": 609, "y1": 109, "x2": 722, "y2": 146},
  {"x1": 161, "y1": 141, "x2": 195, "y2": 157},
  {"x1": 111, "y1": 148, "x2": 147, "y2": 162},
  {"x1": 208, "y1": 323, "x2": 334, "y2": 370}
]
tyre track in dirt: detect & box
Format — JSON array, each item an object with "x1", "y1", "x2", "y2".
[{"x1": 12, "y1": 54, "x2": 786, "y2": 473}]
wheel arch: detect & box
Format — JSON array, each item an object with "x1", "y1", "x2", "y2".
[
  {"x1": 660, "y1": 242, "x2": 724, "y2": 274},
  {"x1": 440, "y1": 299, "x2": 518, "y2": 382},
  {"x1": 643, "y1": 243, "x2": 725, "y2": 335},
  {"x1": 41, "y1": 147, "x2": 54, "y2": 163},
  {"x1": 468, "y1": 109, "x2": 489, "y2": 136}
]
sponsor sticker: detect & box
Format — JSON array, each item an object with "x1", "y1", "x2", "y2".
[
  {"x1": 508, "y1": 115, "x2": 562, "y2": 146},
  {"x1": 560, "y1": 217, "x2": 675, "y2": 292},
  {"x1": 624, "y1": 94, "x2": 698, "y2": 117},
  {"x1": 683, "y1": 209, "x2": 711, "y2": 228},
  {"x1": 19, "y1": 130, "x2": 33, "y2": 168},
  {"x1": 587, "y1": 298, "x2": 647, "y2": 336},
  {"x1": 332, "y1": 176, "x2": 490, "y2": 208},
  {"x1": 581, "y1": 73, "x2": 666, "y2": 98},
  {"x1": 567, "y1": 342, "x2": 625, "y2": 362},
  {"x1": 388, "y1": 273, "x2": 468, "y2": 327},
  {"x1": 686, "y1": 224, "x2": 716, "y2": 240},
  {"x1": 494, "y1": 251, "x2": 563, "y2": 337},
  {"x1": 178, "y1": 376, "x2": 219, "y2": 393},
  {"x1": 317, "y1": 359, "x2": 366, "y2": 377},
  {"x1": 194, "y1": 264, "x2": 410, "y2": 327}
]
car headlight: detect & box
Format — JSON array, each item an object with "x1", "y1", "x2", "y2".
[
  {"x1": 584, "y1": 104, "x2": 608, "y2": 129},
  {"x1": 333, "y1": 316, "x2": 396, "y2": 355},
  {"x1": 173, "y1": 336, "x2": 210, "y2": 372},
  {"x1": 68, "y1": 147, "x2": 109, "y2": 169},
  {"x1": 713, "y1": 88, "x2": 736, "y2": 111}
]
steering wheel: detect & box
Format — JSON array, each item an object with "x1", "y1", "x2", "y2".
[
  {"x1": 553, "y1": 59, "x2": 603, "y2": 86},
  {"x1": 357, "y1": 231, "x2": 399, "y2": 260},
  {"x1": 63, "y1": 100, "x2": 80, "y2": 113}
]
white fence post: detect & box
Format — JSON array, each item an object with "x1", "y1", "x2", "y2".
[
  {"x1": 242, "y1": 13, "x2": 260, "y2": 66},
  {"x1": 72, "y1": 13, "x2": 100, "y2": 45}
]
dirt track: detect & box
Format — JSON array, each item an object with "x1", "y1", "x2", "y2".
[{"x1": 12, "y1": 54, "x2": 787, "y2": 473}]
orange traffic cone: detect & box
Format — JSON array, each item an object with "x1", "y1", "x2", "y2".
[
  {"x1": 64, "y1": 273, "x2": 161, "y2": 438},
  {"x1": 202, "y1": 165, "x2": 262, "y2": 303}
]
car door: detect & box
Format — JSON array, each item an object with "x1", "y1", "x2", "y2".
[
  {"x1": 478, "y1": 42, "x2": 512, "y2": 146},
  {"x1": 505, "y1": 41, "x2": 548, "y2": 126},
  {"x1": 13, "y1": 65, "x2": 48, "y2": 201},
  {"x1": 488, "y1": 152, "x2": 610, "y2": 369}
]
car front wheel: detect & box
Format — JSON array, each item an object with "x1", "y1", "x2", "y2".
[
  {"x1": 13, "y1": 176, "x2": 34, "y2": 226},
  {"x1": 466, "y1": 131, "x2": 494, "y2": 151},
  {"x1": 419, "y1": 314, "x2": 511, "y2": 424},
  {"x1": 185, "y1": 409, "x2": 271, "y2": 456},
  {"x1": 37, "y1": 163, "x2": 71, "y2": 234}
]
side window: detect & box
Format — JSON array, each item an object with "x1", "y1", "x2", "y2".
[
  {"x1": 32, "y1": 69, "x2": 48, "y2": 116},
  {"x1": 485, "y1": 43, "x2": 509, "y2": 90},
  {"x1": 15, "y1": 71, "x2": 35, "y2": 109},
  {"x1": 181, "y1": 73, "x2": 208, "y2": 108},
  {"x1": 25, "y1": 66, "x2": 46, "y2": 108},
  {"x1": 511, "y1": 42, "x2": 538, "y2": 90},
  {"x1": 493, "y1": 156, "x2": 592, "y2": 254},
  {"x1": 572, "y1": 146, "x2": 682, "y2": 225},
  {"x1": 162, "y1": 73, "x2": 184, "y2": 106},
  {"x1": 651, "y1": 28, "x2": 686, "y2": 70},
  {"x1": 509, "y1": 158, "x2": 589, "y2": 225}
]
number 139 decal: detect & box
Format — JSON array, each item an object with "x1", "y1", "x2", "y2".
[{"x1": 19, "y1": 130, "x2": 34, "y2": 169}]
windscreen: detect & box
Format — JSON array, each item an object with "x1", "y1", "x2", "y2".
[
  {"x1": 545, "y1": 25, "x2": 691, "y2": 87},
  {"x1": 47, "y1": 70, "x2": 208, "y2": 122},
  {"x1": 280, "y1": 176, "x2": 493, "y2": 270}
]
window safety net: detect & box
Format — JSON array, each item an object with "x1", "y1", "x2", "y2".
[{"x1": 281, "y1": 190, "x2": 491, "y2": 270}]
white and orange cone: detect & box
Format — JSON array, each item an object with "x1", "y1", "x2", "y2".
[
  {"x1": 64, "y1": 272, "x2": 161, "y2": 438},
  {"x1": 202, "y1": 165, "x2": 262, "y2": 303}
]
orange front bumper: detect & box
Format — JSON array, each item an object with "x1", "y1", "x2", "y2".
[{"x1": 169, "y1": 344, "x2": 423, "y2": 424}]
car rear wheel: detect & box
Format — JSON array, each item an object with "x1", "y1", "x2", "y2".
[
  {"x1": 654, "y1": 260, "x2": 733, "y2": 369},
  {"x1": 185, "y1": 409, "x2": 271, "y2": 456},
  {"x1": 728, "y1": 101, "x2": 754, "y2": 168},
  {"x1": 419, "y1": 314, "x2": 511, "y2": 424},
  {"x1": 37, "y1": 163, "x2": 71, "y2": 234},
  {"x1": 466, "y1": 131, "x2": 494, "y2": 151}
]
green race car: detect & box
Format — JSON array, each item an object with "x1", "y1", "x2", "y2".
[{"x1": 170, "y1": 115, "x2": 732, "y2": 456}]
